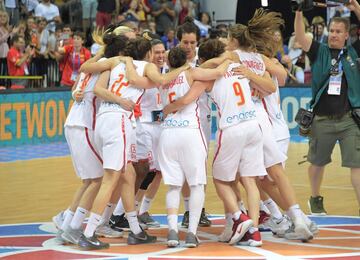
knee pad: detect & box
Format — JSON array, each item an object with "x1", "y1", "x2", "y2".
[{"x1": 139, "y1": 171, "x2": 156, "y2": 190}]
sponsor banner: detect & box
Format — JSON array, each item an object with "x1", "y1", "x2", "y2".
[
  {"x1": 0, "y1": 90, "x2": 73, "y2": 147},
  {"x1": 0, "y1": 86, "x2": 312, "y2": 147}
]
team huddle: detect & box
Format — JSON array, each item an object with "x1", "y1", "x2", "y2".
[{"x1": 52, "y1": 9, "x2": 319, "y2": 250}]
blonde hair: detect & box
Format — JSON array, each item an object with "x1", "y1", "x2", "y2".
[
  {"x1": 92, "y1": 25, "x2": 134, "y2": 46},
  {"x1": 0, "y1": 11, "x2": 9, "y2": 27}
]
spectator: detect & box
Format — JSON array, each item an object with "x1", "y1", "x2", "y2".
[
  {"x1": 57, "y1": 31, "x2": 90, "y2": 87},
  {"x1": 160, "y1": 27, "x2": 178, "y2": 50},
  {"x1": 0, "y1": 10, "x2": 10, "y2": 58},
  {"x1": 81, "y1": 0, "x2": 97, "y2": 34},
  {"x1": 21, "y1": 0, "x2": 39, "y2": 17},
  {"x1": 5, "y1": 0, "x2": 20, "y2": 26},
  {"x1": 282, "y1": 55, "x2": 305, "y2": 84},
  {"x1": 122, "y1": 0, "x2": 142, "y2": 22},
  {"x1": 96, "y1": 0, "x2": 118, "y2": 29},
  {"x1": 193, "y1": 12, "x2": 211, "y2": 38},
  {"x1": 7, "y1": 34, "x2": 33, "y2": 88},
  {"x1": 34, "y1": 0, "x2": 61, "y2": 33},
  {"x1": 311, "y1": 17, "x2": 328, "y2": 44},
  {"x1": 32, "y1": 17, "x2": 50, "y2": 78},
  {"x1": 294, "y1": 0, "x2": 360, "y2": 215},
  {"x1": 177, "y1": 0, "x2": 195, "y2": 25},
  {"x1": 273, "y1": 29, "x2": 288, "y2": 62},
  {"x1": 151, "y1": 0, "x2": 175, "y2": 36},
  {"x1": 349, "y1": 23, "x2": 359, "y2": 44}
]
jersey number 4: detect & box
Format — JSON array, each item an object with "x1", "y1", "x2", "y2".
[
  {"x1": 110, "y1": 74, "x2": 129, "y2": 96},
  {"x1": 233, "y1": 82, "x2": 245, "y2": 106}
]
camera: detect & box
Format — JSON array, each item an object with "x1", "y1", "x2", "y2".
[
  {"x1": 295, "y1": 108, "x2": 314, "y2": 136},
  {"x1": 291, "y1": 0, "x2": 350, "y2": 12}
]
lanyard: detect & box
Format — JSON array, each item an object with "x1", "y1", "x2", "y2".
[
  {"x1": 72, "y1": 51, "x2": 81, "y2": 72},
  {"x1": 331, "y1": 48, "x2": 345, "y2": 75}
]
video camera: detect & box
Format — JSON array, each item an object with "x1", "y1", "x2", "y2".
[{"x1": 291, "y1": 0, "x2": 350, "y2": 12}]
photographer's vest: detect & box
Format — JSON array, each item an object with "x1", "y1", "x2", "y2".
[{"x1": 310, "y1": 44, "x2": 360, "y2": 109}]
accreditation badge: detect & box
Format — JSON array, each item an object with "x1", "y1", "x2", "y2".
[{"x1": 328, "y1": 73, "x2": 342, "y2": 95}]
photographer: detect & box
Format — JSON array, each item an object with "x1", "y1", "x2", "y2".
[{"x1": 294, "y1": 0, "x2": 360, "y2": 215}]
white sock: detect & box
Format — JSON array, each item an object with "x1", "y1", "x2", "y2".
[
  {"x1": 264, "y1": 198, "x2": 283, "y2": 219},
  {"x1": 301, "y1": 211, "x2": 312, "y2": 226},
  {"x1": 249, "y1": 226, "x2": 258, "y2": 234},
  {"x1": 113, "y1": 199, "x2": 125, "y2": 216},
  {"x1": 183, "y1": 197, "x2": 190, "y2": 212},
  {"x1": 139, "y1": 196, "x2": 152, "y2": 215},
  {"x1": 188, "y1": 185, "x2": 205, "y2": 235},
  {"x1": 101, "y1": 203, "x2": 115, "y2": 224},
  {"x1": 84, "y1": 212, "x2": 102, "y2": 238},
  {"x1": 225, "y1": 213, "x2": 233, "y2": 227},
  {"x1": 70, "y1": 207, "x2": 88, "y2": 230},
  {"x1": 126, "y1": 211, "x2": 142, "y2": 235},
  {"x1": 167, "y1": 214, "x2": 178, "y2": 232},
  {"x1": 60, "y1": 209, "x2": 74, "y2": 230},
  {"x1": 233, "y1": 211, "x2": 241, "y2": 221},
  {"x1": 238, "y1": 201, "x2": 247, "y2": 213},
  {"x1": 287, "y1": 204, "x2": 303, "y2": 222},
  {"x1": 259, "y1": 200, "x2": 270, "y2": 214}
]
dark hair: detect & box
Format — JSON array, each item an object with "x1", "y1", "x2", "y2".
[
  {"x1": 330, "y1": 17, "x2": 350, "y2": 32},
  {"x1": 123, "y1": 37, "x2": 152, "y2": 60},
  {"x1": 229, "y1": 24, "x2": 256, "y2": 52},
  {"x1": 168, "y1": 46, "x2": 187, "y2": 68},
  {"x1": 176, "y1": 16, "x2": 200, "y2": 42},
  {"x1": 151, "y1": 39, "x2": 164, "y2": 47},
  {"x1": 198, "y1": 39, "x2": 226, "y2": 62},
  {"x1": 11, "y1": 34, "x2": 24, "y2": 45},
  {"x1": 103, "y1": 34, "x2": 129, "y2": 58},
  {"x1": 199, "y1": 12, "x2": 211, "y2": 25}
]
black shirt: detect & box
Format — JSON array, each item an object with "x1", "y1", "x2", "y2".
[
  {"x1": 307, "y1": 40, "x2": 360, "y2": 116},
  {"x1": 97, "y1": 0, "x2": 115, "y2": 13}
]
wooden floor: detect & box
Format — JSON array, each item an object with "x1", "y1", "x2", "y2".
[{"x1": 0, "y1": 142, "x2": 358, "y2": 224}]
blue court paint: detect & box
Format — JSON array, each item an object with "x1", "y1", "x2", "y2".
[{"x1": 0, "y1": 224, "x2": 52, "y2": 236}]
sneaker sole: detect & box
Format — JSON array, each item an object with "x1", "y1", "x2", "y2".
[
  {"x1": 285, "y1": 226, "x2": 313, "y2": 242},
  {"x1": 307, "y1": 201, "x2": 327, "y2": 216},
  {"x1": 61, "y1": 233, "x2": 79, "y2": 245},
  {"x1": 229, "y1": 219, "x2": 253, "y2": 245},
  {"x1": 249, "y1": 240, "x2": 262, "y2": 247},
  {"x1": 95, "y1": 232, "x2": 123, "y2": 238},
  {"x1": 78, "y1": 243, "x2": 110, "y2": 250},
  {"x1": 167, "y1": 240, "x2": 179, "y2": 247},
  {"x1": 185, "y1": 242, "x2": 198, "y2": 248}
]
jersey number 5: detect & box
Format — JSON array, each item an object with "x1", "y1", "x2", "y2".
[{"x1": 233, "y1": 82, "x2": 245, "y2": 106}]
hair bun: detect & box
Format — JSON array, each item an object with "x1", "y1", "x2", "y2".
[
  {"x1": 184, "y1": 16, "x2": 194, "y2": 24},
  {"x1": 103, "y1": 32, "x2": 114, "y2": 45}
]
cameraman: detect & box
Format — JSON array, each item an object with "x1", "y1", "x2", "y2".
[{"x1": 294, "y1": 0, "x2": 360, "y2": 216}]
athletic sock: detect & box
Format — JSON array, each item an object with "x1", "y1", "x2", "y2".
[
  {"x1": 167, "y1": 214, "x2": 178, "y2": 232},
  {"x1": 225, "y1": 213, "x2": 233, "y2": 227},
  {"x1": 60, "y1": 209, "x2": 74, "y2": 230},
  {"x1": 287, "y1": 204, "x2": 303, "y2": 222},
  {"x1": 70, "y1": 207, "x2": 88, "y2": 230},
  {"x1": 249, "y1": 226, "x2": 258, "y2": 234},
  {"x1": 126, "y1": 211, "x2": 142, "y2": 235},
  {"x1": 238, "y1": 200, "x2": 247, "y2": 213},
  {"x1": 188, "y1": 185, "x2": 205, "y2": 234},
  {"x1": 113, "y1": 199, "x2": 125, "y2": 216},
  {"x1": 139, "y1": 196, "x2": 152, "y2": 215},
  {"x1": 264, "y1": 198, "x2": 283, "y2": 219},
  {"x1": 84, "y1": 212, "x2": 102, "y2": 238},
  {"x1": 259, "y1": 200, "x2": 270, "y2": 214},
  {"x1": 233, "y1": 211, "x2": 241, "y2": 221},
  {"x1": 101, "y1": 203, "x2": 115, "y2": 224}
]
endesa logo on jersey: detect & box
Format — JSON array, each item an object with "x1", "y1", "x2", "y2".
[
  {"x1": 226, "y1": 109, "x2": 256, "y2": 124},
  {"x1": 163, "y1": 118, "x2": 190, "y2": 127}
]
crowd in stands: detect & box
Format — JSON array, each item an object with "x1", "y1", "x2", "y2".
[{"x1": 0, "y1": 0, "x2": 359, "y2": 89}]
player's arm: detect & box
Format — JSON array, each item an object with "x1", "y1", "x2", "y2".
[
  {"x1": 232, "y1": 65, "x2": 276, "y2": 94},
  {"x1": 80, "y1": 55, "x2": 114, "y2": 73},
  {"x1": 262, "y1": 55, "x2": 287, "y2": 86},
  {"x1": 71, "y1": 74, "x2": 84, "y2": 102},
  {"x1": 191, "y1": 60, "x2": 231, "y2": 81},
  {"x1": 93, "y1": 70, "x2": 135, "y2": 111},
  {"x1": 200, "y1": 51, "x2": 235, "y2": 68},
  {"x1": 145, "y1": 62, "x2": 189, "y2": 86},
  {"x1": 123, "y1": 57, "x2": 157, "y2": 89},
  {"x1": 163, "y1": 80, "x2": 211, "y2": 117}
]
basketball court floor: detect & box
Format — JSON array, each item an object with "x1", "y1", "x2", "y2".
[{"x1": 0, "y1": 142, "x2": 359, "y2": 259}]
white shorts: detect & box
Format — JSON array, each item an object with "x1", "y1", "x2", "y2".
[
  {"x1": 95, "y1": 112, "x2": 134, "y2": 171},
  {"x1": 158, "y1": 128, "x2": 207, "y2": 186},
  {"x1": 277, "y1": 138, "x2": 290, "y2": 158},
  {"x1": 257, "y1": 112, "x2": 288, "y2": 168},
  {"x1": 65, "y1": 126, "x2": 103, "y2": 179},
  {"x1": 136, "y1": 122, "x2": 162, "y2": 171},
  {"x1": 213, "y1": 120, "x2": 267, "y2": 181}
]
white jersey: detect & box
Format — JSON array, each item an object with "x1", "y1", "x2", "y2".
[
  {"x1": 65, "y1": 58, "x2": 107, "y2": 129},
  {"x1": 235, "y1": 50, "x2": 267, "y2": 114},
  {"x1": 98, "y1": 60, "x2": 147, "y2": 119},
  {"x1": 160, "y1": 71, "x2": 200, "y2": 129},
  {"x1": 139, "y1": 87, "x2": 163, "y2": 123},
  {"x1": 263, "y1": 76, "x2": 290, "y2": 141},
  {"x1": 209, "y1": 63, "x2": 256, "y2": 130}
]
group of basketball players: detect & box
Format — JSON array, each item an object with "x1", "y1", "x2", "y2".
[{"x1": 52, "y1": 9, "x2": 319, "y2": 250}]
